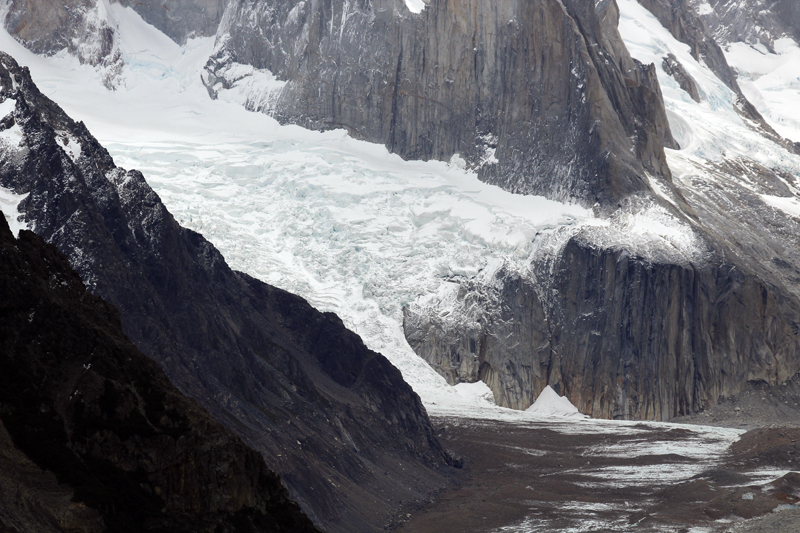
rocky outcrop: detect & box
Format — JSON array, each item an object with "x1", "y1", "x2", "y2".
[
  {"x1": 405, "y1": 232, "x2": 800, "y2": 420},
  {"x1": 662, "y1": 53, "x2": 701, "y2": 102},
  {"x1": 3, "y1": 0, "x2": 122, "y2": 87},
  {"x1": 2, "y1": 0, "x2": 224, "y2": 88},
  {"x1": 204, "y1": 0, "x2": 677, "y2": 206},
  {"x1": 690, "y1": 0, "x2": 800, "y2": 50},
  {"x1": 0, "y1": 212, "x2": 320, "y2": 532},
  {"x1": 0, "y1": 52, "x2": 457, "y2": 533}
]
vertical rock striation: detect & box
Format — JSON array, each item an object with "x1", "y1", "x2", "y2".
[
  {"x1": 204, "y1": 0, "x2": 677, "y2": 206},
  {"x1": 405, "y1": 232, "x2": 800, "y2": 420}
]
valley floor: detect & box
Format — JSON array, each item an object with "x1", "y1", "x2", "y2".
[{"x1": 397, "y1": 415, "x2": 800, "y2": 533}]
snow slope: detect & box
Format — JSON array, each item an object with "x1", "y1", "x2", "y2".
[{"x1": 0, "y1": 4, "x2": 592, "y2": 414}]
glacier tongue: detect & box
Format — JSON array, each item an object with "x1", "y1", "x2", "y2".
[{"x1": 0, "y1": 13, "x2": 593, "y2": 413}]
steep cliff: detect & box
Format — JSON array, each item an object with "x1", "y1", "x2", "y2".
[
  {"x1": 0, "y1": 52, "x2": 457, "y2": 533},
  {"x1": 204, "y1": 0, "x2": 676, "y2": 206},
  {"x1": 0, "y1": 213, "x2": 320, "y2": 533},
  {"x1": 406, "y1": 233, "x2": 800, "y2": 419},
  {"x1": 404, "y1": 1, "x2": 800, "y2": 421}
]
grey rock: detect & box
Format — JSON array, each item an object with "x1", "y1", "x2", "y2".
[
  {"x1": 115, "y1": 0, "x2": 227, "y2": 44},
  {"x1": 205, "y1": 0, "x2": 677, "y2": 206},
  {"x1": 637, "y1": 0, "x2": 800, "y2": 155},
  {"x1": 690, "y1": 0, "x2": 800, "y2": 51},
  {"x1": 406, "y1": 232, "x2": 800, "y2": 420},
  {"x1": 662, "y1": 53, "x2": 701, "y2": 103},
  {"x1": 2, "y1": 0, "x2": 122, "y2": 87}
]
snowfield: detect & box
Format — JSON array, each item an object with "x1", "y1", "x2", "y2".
[{"x1": 0, "y1": 3, "x2": 596, "y2": 412}]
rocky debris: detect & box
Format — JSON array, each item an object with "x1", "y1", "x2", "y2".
[
  {"x1": 0, "y1": 212, "x2": 320, "y2": 533},
  {"x1": 398, "y1": 416, "x2": 798, "y2": 532},
  {"x1": 672, "y1": 377, "x2": 800, "y2": 430},
  {"x1": 204, "y1": 0, "x2": 676, "y2": 206},
  {"x1": 662, "y1": 53, "x2": 701, "y2": 102},
  {"x1": 0, "y1": 52, "x2": 458, "y2": 533}
]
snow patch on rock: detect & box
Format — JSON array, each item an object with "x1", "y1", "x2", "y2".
[{"x1": 0, "y1": 186, "x2": 29, "y2": 237}]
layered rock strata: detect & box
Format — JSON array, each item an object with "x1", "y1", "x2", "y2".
[
  {"x1": 0, "y1": 52, "x2": 457, "y2": 533},
  {"x1": 0, "y1": 213, "x2": 320, "y2": 533},
  {"x1": 204, "y1": 0, "x2": 677, "y2": 206}
]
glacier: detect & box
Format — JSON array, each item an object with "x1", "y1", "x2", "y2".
[{"x1": 4, "y1": 1, "x2": 800, "y2": 530}]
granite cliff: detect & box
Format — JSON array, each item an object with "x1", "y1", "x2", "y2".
[{"x1": 204, "y1": 0, "x2": 677, "y2": 206}]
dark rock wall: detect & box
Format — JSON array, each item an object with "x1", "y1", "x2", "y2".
[
  {"x1": 662, "y1": 53, "x2": 701, "y2": 103},
  {"x1": 406, "y1": 236, "x2": 800, "y2": 420},
  {"x1": 205, "y1": 0, "x2": 676, "y2": 206},
  {"x1": 0, "y1": 52, "x2": 456, "y2": 533},
  {"x1": 0, "y1": 213, "x2": 320, "y2": 533},
  {"x1": 115, "y1": 0, "x2": 227, "y2": 43}
]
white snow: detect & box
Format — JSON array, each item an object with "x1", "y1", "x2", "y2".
[
  {"x1": 617, "y1": 0, "x2": 800, "y2": 236},
  {"x1": 404, "y1": 0, "x2": 427, "y2": 15},
  {"x1": 760, "y1": 194, "x2": 800, "y2": 218},
  {"x1": 725, "y1": 37, "x2": 800, "y2": 143},
  {"x1": 0, "y1": 10, "x2": 592, "y2": 415},
  {"x1": 56, "y1": 133, "x2": 82, "y2": 162},
  {"x1": 525, "y1": 386, "x2": 587, "y2": 418},
  {"x1": 3, "y1": 0, "x2": 798, "y2": 431},
  {"x1": 0, "y1": 98, "x2": 22, "y2": 148},
  {"x1": 0, "y1": 187, "x2": 29, "y2": 237},
  {"x1": 0, "y1": 98, "x2": 15, "y2": 118}
]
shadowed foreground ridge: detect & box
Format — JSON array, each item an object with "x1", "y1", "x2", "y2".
[
  {"x1": 0, "y1": 213, "x2": 321, "y2": 533},
  {"x1": 0, "y1": 52, "x2": 458, "y2": 533}
]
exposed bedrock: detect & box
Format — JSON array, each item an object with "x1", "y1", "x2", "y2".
[
  {"x1": 114, "y1": 0, "x2": 227, "y2": 43},
  {"x1": 204, "y1": 0, "x2": 676, "y2": 206},
  {"x1": 0, "y1": 212, "x2": 319, "y2": 533},
  {"x1": 2, "y1": 0, "x2": 122, "y2": 86},
  {"x1": 0, "y1": 52, "x2": 457, "y2": 533},
  {"x1": 405, "y1": 234, "x2": 800, "y2": 421}
]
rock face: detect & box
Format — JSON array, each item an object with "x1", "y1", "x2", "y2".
[
  {"x1": 0, "y1": 52, "x2": 457, "y2": 533},
  {"x1": 2, "y1": 0, "x2": 224, "y2": 87},
  {"x1": 636, "y1": 0, "x2": 800, "y2": 154},
  {"x1": 662, "y1": 53, "x2": 701, "y2": 102},
  {"x1": 0, "y1": 213, "x2": 320, "y2": 532},
  {"x1": 3, "y1": 0, "x2": 122, "y2": 86},
  {"x1": 690, "y1": 0, "x2": 800, "y2": 49},
  {"x1": 204, "y1": 0, "x2": 677, "y2": 206},
  {"x1": 405, "y1": 231, "x2": 800, "y2": 419},
  {"x1": 114, "y1": 0, "x2": 226, "y2": 43}
]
